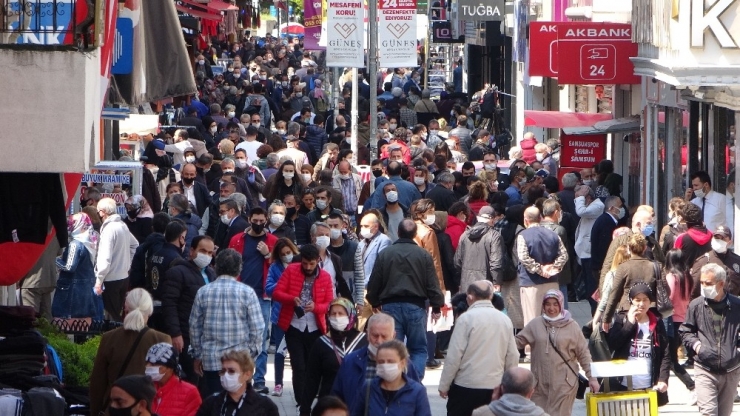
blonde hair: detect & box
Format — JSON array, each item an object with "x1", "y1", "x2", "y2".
[
  {"x1": 627, "y1": 234, "x2": 647, "y2": 256},
  {"x1": 221, "y1": 350, "x2": 255, "y2": 374},
  {"x1": 219, "y1": 139, "x2": 235, "y2": 155},
  {"x1": 97, "y1": 197, "x2": 117, "y2": 216},
  {"x1": 610, "y1": 245, "x2": 631, "y2": 271},
  {"x1": 123, "y1": 288, "x2": 153, "y2": 331}
]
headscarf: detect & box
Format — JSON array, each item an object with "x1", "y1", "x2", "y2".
[
  {"x1": 311, "y1": 79, "x2": 325, "y2": 100},
  {"x1": 329, "y1": 297, "x2": 357, "y2": 331},
  {"x1": 125, "y1": 195, "x2": 154, "y2": 219},
  {"x1": 67, "y1": 212, "x2": 99, "y2": 262},
  {"x1": 541, "y1": 289, "x2": 572, "y2": 322},
  {"x1": 146, "y1": 342, "x2": 179, "y2": 370}
]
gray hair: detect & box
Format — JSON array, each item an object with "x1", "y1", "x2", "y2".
[
  {"x1": 224, "y1": 104, "x2": 236, "y2": 113},
  {"x1": 605, "y1": 195, "x2": 622, "y2": 210},
  {"x1": 701, "y1": 263, "x2": 727, "y2": 283},
  {"x1": 210, "y1": 103, "x2": 222, "y2": 114},
  {"x1": 367, "y1": 312, "x2": 395, "y2": 331},
  {"x1": 97, "y1": 197, "x2": 118, "y2": 215},
  {"x1": 437, "y1": 172, "x2": 455, "y2": 186},
  {"x1": 575, "y1": 185, "x2": 595, "y2": 200},
  {"x1": 229, "y1": 193, "x2": 248, "y2": 213},
  {"x1": 467, "y1": 281, "x2": 494, "y2": 300},
  {"x1": 215, "y1": 248, "x2": 243, "y2": 277},
  {"x1": 542, "y1": 199, "x2": 561, "y2": 218},
  {"x1": 169, "y1": 194, "x2": 191, "y2": 214},
  {"x1": 310, "y1": 221, "x2": 331, "y2": 236},
  {"x1": 266, "y1": 153, "x2": 280, "y2": 168},
  {"x1": 501, "y1": 367, "x2": 536, "y2": 397},
  {"x1": 268, "y1": 200, "x2": 286, "y2": 215},
  {"x1": 561, "y1": 173, "x2": 578, "y2": 189},
  {"x1": 287, "y1": 121, "x2": 301, "y2": 137},
  {"x1": 123, "y1": 288, "x2": 153, "y2": 331},
  {"x1": 221, "y1": 157, "x2": 236, "y2": 168}
]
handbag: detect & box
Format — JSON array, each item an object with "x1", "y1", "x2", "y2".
[
  {"x1": 546, "y1": 323, "x2": 589, "y2": 399},
  {"x1": 652, "y1": 262, "x2": 674, "y2": 317}
]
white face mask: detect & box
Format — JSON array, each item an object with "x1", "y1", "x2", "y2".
[
  {"x1": 367, "y1": 343, "x2": 378, "y2": 356},
  {"x1": 389, "y1": 124, "x2": 397, "y2": 130},
  {"x1": 330, "y1": 228, "x2": 342, "y2": 240},
  {"x1": 315, "y1": 235, "x2": 331, "y2": 249},
  {"x1": 701, "y1": 284, "x2": 719, "y2": 300},
  {"x1": 583, "y1": 179, "x2": 594, "y2": 187},
  {"x1": 429, "y1": 129, "x2": 438, "y2": 135},
  {"x1": 536, "y1": 153, "x2": 545, "y2": 162},
  {"x1": 220, "y1": 372, "x2": 243, "y2": 393},
  {"x1": 221, "y1": 214, "x2": 232, "y2": 225},
  {"x1": 277, "y1": 129, "x2": 286, "y2": 135},
  {"x1": 712, "y1": 238, "x2": 728, "y2": 254},
  {"x1": 283, "y1": 172, "x2": 294, "y2": 179},
  {"x1": 338, "y1": 174, "x2": 351, "y2": 181},
  {"x1": 236, "y1": 159, "x2": 248, "y2": 169},
  {"x1": 385, "y1": 191, "x2": 398, "y2": 203},
  {"x1": 281, "y1": 254, "x2": 294, "y2": 264},
  {"x1": 617, "y1": 207, "x2": 626, "y2": 219},
  {"x1": 271, "y1": 214, "x2": 285, "y2": 226},
  {"x1": 414, "y1": 177, "x2": 425, "y2": 186},
  {"x1": 694, "y1": 188, "x2": 706, "y2": 199},
  {"x1": 316, "y1": 200, "x2": 328, "y2": 210},
  {"x1": 252, "y1": 122, "x2": 261, "y2": 128},
  {"x1": 424, "y1": 214, "x2": 436, "y2": 226},
  {"x1": 329, "y1": 316, "x2": 350, "y2": 331},
  {"x1": 484, "y1": 163, "x2": 496, "y2": 171},
  {"x1": 301, "y1": 173, "x2": 312, "y2": 183},
  {"x1": 185, "y1": 156, "x2": 196, "y2": 163},
  {"x1": 360, "y1": 228, "x2": 374, "y2": 239},
  {"x1": 376, "y1": 363, "x2": 402, "y2": 382},
  {"x1": 210, "y1": 126, "x2": 218, "y2": 134},
  {"x1": 145, "y1": 366, "x2": 164, "y2": 382},
  {"x1": 198, "y1": 59, "x2": 205, "y2": 65},
  {"x1": 193, "y1": 253, "x2": 212, "y2": 269}
]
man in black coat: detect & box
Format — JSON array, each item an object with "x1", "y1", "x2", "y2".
[
  {"x1": 128, "y1": 213, "x2": 170, "y2": 289},
  {"x1": 160, "y1": 235, "x2": 216, "y2": 384},
  {"x1": 178, "y1": 107, "x2": 207, "y2": 137},
  {"x1": 589, "y1": 196, "x2": 623, "y2": 311},
  {"x1": 180, "y1": 163, "x2": 212, "y2": 219},
  {"x1": 427, "y1": 172, "x2": 459, "y2": 213}
]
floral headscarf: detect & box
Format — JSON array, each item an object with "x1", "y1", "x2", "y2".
[
  {"x1": 67, "y1": 212, "x2": 99, "y2": 262},
  {"x1": 329, "y1": 297, "x2": 357, "y2": 331},
  {"x1": 541, "y1": 289, "x2": 572, "y2": 323}
]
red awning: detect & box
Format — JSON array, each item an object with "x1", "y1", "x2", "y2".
[
  {"x1": 175, "y1": 3, "x2": 222, "y2": 21},
  {"x1": 524, "y1": 110, "x2": 613, "y2": 128}
]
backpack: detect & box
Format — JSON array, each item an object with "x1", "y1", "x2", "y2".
[
  {"x1": 244, "y1": 95, "x2": 265, "y2": 115},
  {"x1": 315, "y1": 96, "x2": 328, "y2": 113}
]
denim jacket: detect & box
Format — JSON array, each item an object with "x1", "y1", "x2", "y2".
[{"x1": 52, "y1": 240, "x2": 102, "y2": 319}]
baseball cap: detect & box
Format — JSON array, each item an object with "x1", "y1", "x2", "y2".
[
  {"x1": 714, "y1": 225, "x2": 732, "y2": 240},
  {"x1": 477, "y1": 206, "x2": 495, "y2": 222}
]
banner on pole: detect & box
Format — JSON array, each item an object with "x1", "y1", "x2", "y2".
[
  {"x1": 327, "y1": 0, "x2": 365, "y2": 67},
  {"x1": 304, "y1": 0, "x2": 323, "y2": 49},
  {"x1": 378, "y1": 0, "x2": 418, "y2": 67}
]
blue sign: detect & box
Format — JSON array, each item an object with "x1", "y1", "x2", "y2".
[
  {"x1": 112, "y1": 17, "x2": 134, "y2": 75},
  {"x1": 270, "y1": 5, "x2": 277, "y2": 17}
]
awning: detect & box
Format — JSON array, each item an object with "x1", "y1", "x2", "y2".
[
  {"x1": 175, "y1": 3, "x2": 222, "y2": 21},
  {"x1": 205, "y1": 1, "x2": 238, "y2": 11},
  {"x1": 562, "y1": 117, "x2": 641, "y2": 135},
  {"x1": 524, "y1": 110, "x2": 612, "y2": 128}
]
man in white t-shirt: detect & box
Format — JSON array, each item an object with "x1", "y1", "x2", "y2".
[{"x1": 235, "y1": 125, "x2": 263, "y2": 162}]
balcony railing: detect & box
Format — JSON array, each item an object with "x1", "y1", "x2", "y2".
[{"x1": 0, "y1": 0, "x2": 95, "y2": 48}]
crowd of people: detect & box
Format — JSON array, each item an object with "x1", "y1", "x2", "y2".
[{"x1": 10, "y1": 33, "x2": 740, "y2": 416}]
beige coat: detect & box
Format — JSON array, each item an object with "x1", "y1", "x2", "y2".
[
  {"x1": 439, "y1": 301, "x2": 519, "y2": 392},
  {"x1": 414, "y1": 221, "x2": 445, "y2": 291},
  {"x1": 516, "y1": 316, "x2": 592, "y2": 416}
]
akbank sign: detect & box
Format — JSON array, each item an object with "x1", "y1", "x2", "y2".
[
  {"x1": 3, "y1": 0, "x2": 80, "y2": 45},
  {"x1": 672, "y1": 0, "x2": 740, "y2": 65},
  {"x1": 689, "y1": 0, "x2": 740, "y2": 48}
]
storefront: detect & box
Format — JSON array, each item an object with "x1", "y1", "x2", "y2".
[{"x1": 631, "y1": 0, "x2": 740, "y2": 236}]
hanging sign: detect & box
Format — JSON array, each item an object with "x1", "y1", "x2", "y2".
[
  {"x1": 304, "y1": 0, "x2": 323, "y2": 49},
  {"x1": 378, "y1": 0, "x2": 418, "y2": 67},
  {"x1": 559, "y1": 133, "x2": 607, "y2": 168},
  {"x1": 529, "y1": 22, "x2": 558, "y2": 77},
  {"x1": 456, "y1": 0, "x2": 504, "y2": 21},
  {"x1": 326, "y1": 0, "x2": 365, "y2": 67}
]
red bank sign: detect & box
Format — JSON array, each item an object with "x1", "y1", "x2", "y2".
[{"x1": 529, "y1": 22, "x2": 639, "y2": 85}]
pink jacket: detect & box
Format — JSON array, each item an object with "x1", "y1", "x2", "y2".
[{"x1": 666, "y1": 271, "x2": 690, "y2": 323}]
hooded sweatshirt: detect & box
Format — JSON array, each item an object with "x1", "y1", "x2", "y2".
[
  {"x1": 674, "y1": 226, "x2": 713, "y2": 267},
  {"x1": 485, "y1": 394, "x2": 549, "y2": 416}
]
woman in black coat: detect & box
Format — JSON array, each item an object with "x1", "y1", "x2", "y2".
[{"x1": 299, "y1": 298, "x2": 367, "y2": 416}]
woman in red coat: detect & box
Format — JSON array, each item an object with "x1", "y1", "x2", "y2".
[
  {"x1": 144, "y1": 343, "x2": 201, "y2": 416},
  {"x1": 520, "y1": 132, "x2": 538, "y2": 165},
  {"x1": 272, "y1": 244, "x2": 335, "y2": 410}
]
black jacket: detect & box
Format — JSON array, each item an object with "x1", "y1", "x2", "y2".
[
  {"x1": 150, "y1": 243, "x2": 184, "y2": 298},
  {"x1": 306, "y1": 206, "x2": 344, "y2": 226},
  {"x1": 129, "y1": 232, "x2": 166, "y2": 289},
  {"x1": 679, "y1": 294, "x2": 740, "y2": 374},
  {"x1": 161, "y1": 258, "x2": 216, "y2": 342},
  {"x1": 367, "y1": 238, "x2": 445, "y2": 310},
  {"x1": 215, "y1": 215, "x2": 249, "y2": 251},
  {"x1": 426, "y1": 185, "x2": 458, "y2": 213},
  {"x1": 590, "y1": 213, "x2": 618, "y2": 270},
  {"x1": 267, "y1": 222, "x2": 297, "y2": 243},
  {"x1": 286, "y1": 214, "x2": 312, "y2": 246},
  {"x1": 195, "y1": 385, "x2": 278, "y2": 416},
  {"x1": 608, "y1": 310, "x2": 670, "y2": 406},
  {"x1": 434, "y1": 228, "x2": 457, "y2": 294},
  {"x1": 180, "y1": 181, "x2": 212, "y2": 218}
]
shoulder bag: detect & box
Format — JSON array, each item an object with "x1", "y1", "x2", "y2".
[
  {"x1": 546, "y1": 323, "x2": 589, "y2": 399},
  {"x1": 652, "y1": 261, "x2": 674, "y2": 317}
]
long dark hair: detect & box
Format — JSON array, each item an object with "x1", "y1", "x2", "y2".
[{"x1": 665, "y1": 249, "x2": 690, "y2": 300}]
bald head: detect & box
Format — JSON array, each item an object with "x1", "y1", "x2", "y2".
[
  {"x1": 467, "y1": 281, "x2": 494, "y2": 301},
  {"x1": 501, "y1": 367, "x2": 536, "y2": 398},
  {"x1": 398, "y1": 218, "x2": 417, "y2": 240},
  {"x1": 523, "y1": 206, "x2": 541, "y2": 227},
  {"x1": 182, "y1": 163, "x2": 196, "y2": 175}
]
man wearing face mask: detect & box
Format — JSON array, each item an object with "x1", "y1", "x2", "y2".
[
  {"x1": 694, "y1": 226, "x2": 740, "y2": 297},
  {"x1": 306, "y1": 187, "x2": 343, "y2": 226},
  {"x1": 427, "y1": 172, "x2": 459, "y2": 213},
  {"x1": 226, "y1": 207, "x2": 277, "y2": 394},
  {"x1": 144, "y1": 343, "x2": 202, "y2": 415},
  {"x1": 368, "y1": 161, "x2": 421, "y2": 210},
  {"x1": 679, "y1": 263, "x2": 740, "y2": 416},
  {"x1": 504, "y1": 166, "x2": 526, "y2": 207},
  {"x1": 327, "y1": 213, "x2": 365, "y2": 306},
  {"x1": 359, "y1": 159, "x2": 385, "y2": 207},
  {"x1": 687, "y1": 171, "x2": 729, "y2": 233},
  {"x1": 179, "y1": 164, "x2": 210, "y2": 226},
  {"x1": 215, "y1": 199, "x2": 249, "y2": 252},
  {"x1": 331, "y1": 313, "x2": 421, "y2": 410},
  {"x1": 302, "y1": 222, "x2": 352, "y2": 300},
  {"x1": 539, "y1": 200, "x2": 573, "y2": 310},
  {"x1": 332, "y1": 161, "x2": 362, "y2": 219},
  {"x1": 378, "y1": 182, "x2": 408, "y2": 242},
  {"x1": 233, "y1": 149, "x2": 265, "y2": 210},
  {"x1": 266, "y1": 200, "x2": 296, "y2": 241}
]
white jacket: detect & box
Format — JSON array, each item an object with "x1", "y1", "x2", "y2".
[
  {"x1": 95, "y1": 214, "x2": 139, "y2": 285},
  {"x1": 574, "y1": 196, "x2": 604, "y2": 260},
  {"x1": 439, "y1": 301, "x2": 519, "y2": 391}
]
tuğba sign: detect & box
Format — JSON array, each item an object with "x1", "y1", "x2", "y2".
[{"x1": 456, "y1": 0, "x2": 505, "y2": 21}]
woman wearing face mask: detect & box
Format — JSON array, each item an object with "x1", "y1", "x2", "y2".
[
  {"x1": 106, "y1": 375, "x2": 158, "y2": 416},
  {"x1": 301, "y1": 164, "x2": 318, "y2": 188},
  {"x1": 263, "y1": 160, "x2": 306, "y2": 208},
  {"x1": 410, "y1": 199, "x2": 446, "y2": 293},
  {"x1": 515, "y1": 290, "x2": 599, "y2": 416},
  {"x1": 123, "y1": 195, "x2": 154, "y2": 243},
  {"x1": 607, "y1": 283, "x2": 671, "y2": 406},
  {"x1": 351, "y1": 340, "x2": 431, "y2": 416},
  {"x1": 299, "y1": 298, "x2": 368, "y2": 416},
  {"x1": 144, "y1": 343, "x2": 201, "y2": 416},
  {"x1": 196, "y1": 350, "x2": 279, "y2": 416},
  {"x1": 412, "y1": 166, "x2": 436, "y2": 198},
  {"x1": 266, "y1": 200, "x2": 297, "y2": 241},
  {"x1": 659, "y1": 198, "x2": 687, "y2": 255},
  {"x1": 265, "y1": 238, "x2": 301, "y2": 398}
]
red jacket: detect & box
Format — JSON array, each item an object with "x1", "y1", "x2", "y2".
[
  {"x1": 468, "y1": 199, "x2": 488, "y2": 217},
  {"x1": 445, "y1": 214, "x2": 467, "y2": 251},
  {"x1": 228, "y1": 230, "x2": 278, "y2": 298},
  {"x1": 152, "y1": 376, "x2": 201, "y2": 416},
  {"x1": 520, "y1": 137, "x2": 538, "y2": 165},
  {"x1": 272, "y1": 263, "x2": 334, "y2": 334}
]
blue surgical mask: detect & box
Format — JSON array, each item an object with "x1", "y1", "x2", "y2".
[{"x1": 642, "y1": 224, "x2": 654, "y2": 237}]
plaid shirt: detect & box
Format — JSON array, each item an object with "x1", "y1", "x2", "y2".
[
  {"x1": 399, "y1": 107, "x2": 417, "y2": 128},
  {"x1": 189, "y1": 276, "x2": 265, "y2": 371}
]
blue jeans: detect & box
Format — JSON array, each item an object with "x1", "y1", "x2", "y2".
[
  {"x1": 559, "y1": 285, "x2": 569, "y2": 310},
  {"x1": 382, "y1": 302, "x2": 428, "y2": 380},
  {"x1": 254, "y1": 298, "x2": 271, "y2": 385},
  {"x1": 271, "y1": 324, "x2": 286, "y2": 385}
]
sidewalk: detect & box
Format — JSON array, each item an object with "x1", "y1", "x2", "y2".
[{"x1": 261, "y1": 300, "x2": 740, "y2": 415}]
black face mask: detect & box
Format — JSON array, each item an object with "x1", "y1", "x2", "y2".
[
  {"x1": 286, "y1": 207, "x2": 297, "y2": 218},
  {"x1": 182, "y1": 177, "x2": 195, "y2": 185},
  {"x1": 126, "y1": 208, "x2": 140, "y2": 218},
  {"x1": 251, "y1": 222, "x2": 265, "y2": 233},
  {"x1": 108, "y1": 403, "x2": 136, "y2": 416},
  {"x1": 373, "y1": 169, "x2": 383, "y2": 178}
]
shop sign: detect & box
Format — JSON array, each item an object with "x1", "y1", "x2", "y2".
[
  {"x1": 457, "y1": 0, "x2": 505, "y2": 21},
  {"x1": 557, "y1": 23, "x2": 639, "y2": 85},
  {"x1": 529, "y1": 22, "x2": 558, "y2": 77},
  {"x1": 559, "y1": 133, "x2": 607, "y2": 168},
  {"x1": 432, "y1": 21, "x2": 465, "y2": 43},
  {"x1": 690, "y1": 0, "x2": 738, "y2": 48},
  {"x1": 378, "y1": 0, "x2": 418, "y2": 67},
  {"x1": 326, "y1": 0, "x2": 365, "y2": 68},
  {"x1": 303, "y1": 0, "x2": 323, "y2": 49}
]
